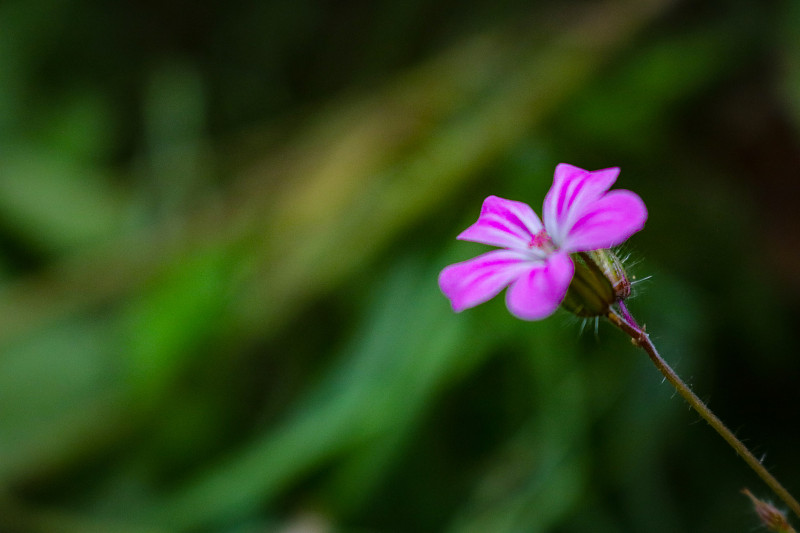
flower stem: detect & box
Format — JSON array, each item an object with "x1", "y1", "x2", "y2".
[{"x1": 606, "y1": 307, "x2": 800, "y2": 519}]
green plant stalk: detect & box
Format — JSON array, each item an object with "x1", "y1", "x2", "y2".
[{"x1": 606, "y1": 306, "x2": 800, "y2": 519}]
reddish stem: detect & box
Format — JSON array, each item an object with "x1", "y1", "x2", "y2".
[{"x1": 607, "y1": 307, "x2": 800, "y2": 520}]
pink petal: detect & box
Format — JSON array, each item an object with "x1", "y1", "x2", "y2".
[
  {"x1": 543, "y1": 164, "x2": 619, "y2": 246},
  {"x1": 439, "y1": 249, "x2": 535, "y2": 312},
  {"x1": 559, "y1": 189, "x2": 647, "y2": 251},
  {"x1": 506, "y1": 252, "x2": 574, "y2": 321},
  {"x1": 457, "y1": 195, "x2": 543, "y2": 251}
]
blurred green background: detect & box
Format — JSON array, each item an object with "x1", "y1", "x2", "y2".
[{"x1": 1, "y1": 0, "x2": 800, "y2": 531}]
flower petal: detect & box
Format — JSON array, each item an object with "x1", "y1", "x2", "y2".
[
  {"x1": 505, "y1": 252, "x2": 574, "y2": 321},
  {"x1": 457, "y1": 195, "x2": 543, "y2": 251},
  {"x1": 439, "y1": 249, "x2": 535, "y2": 312},
  {"x1": 558, "y1": 189, "x2": 647, "y2": 251},
  {"x1": 543, "y1": 164, "x2": 619, "y2": 246}
]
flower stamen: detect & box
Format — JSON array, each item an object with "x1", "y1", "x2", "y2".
[{"x1": 529, "y1": 229, "x2": 555, "y2": 253}]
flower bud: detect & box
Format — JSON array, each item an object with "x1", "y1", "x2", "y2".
[
  {"x1": 560, "y1": 249, "x2": 631, "y2": 317},
  {"x1": 742, "y1": 489, "x2": 796, "y2": 533}
]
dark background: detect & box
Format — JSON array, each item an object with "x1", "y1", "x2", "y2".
[{"x1": 1, "y1": 0, "x2": 799, "y2": 531}]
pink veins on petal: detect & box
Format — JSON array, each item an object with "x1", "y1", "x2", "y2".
[{"x1": 438, "y1": 163, "x2": 647, "y2": 321}]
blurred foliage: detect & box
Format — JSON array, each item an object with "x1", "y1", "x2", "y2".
[{"x1": 1, "y1": 0, "x2": 800, "y2": 532}]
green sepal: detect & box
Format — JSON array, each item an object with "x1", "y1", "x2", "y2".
[{"x1": 560, "y1": 249, "x2": 630, "y2": 317}]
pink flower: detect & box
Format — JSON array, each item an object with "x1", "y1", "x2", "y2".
[{"x1": 438, "y1": 164, "x2": 647, "y2": 320}]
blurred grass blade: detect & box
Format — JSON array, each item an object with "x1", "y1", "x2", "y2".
[{"x1": 153, "y1": 259, "x2": 483, "y2": 529}]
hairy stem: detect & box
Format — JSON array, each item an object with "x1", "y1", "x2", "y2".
[{"x1": 606, "y1": 307, "x2": 800, "y2": 519}]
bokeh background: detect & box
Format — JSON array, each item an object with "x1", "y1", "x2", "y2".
[{"x1": 1, "y1": 0, "x2": 800, "y2": 531}]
